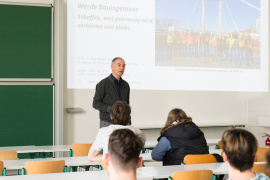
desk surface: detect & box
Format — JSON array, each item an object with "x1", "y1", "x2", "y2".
[
  {"x1": 0, "y1": 145, "x2": 71, "y2": 154},
  {"x1": 38, "y1": 145, "x2": 71, "y2": 152},
  {"x1": 0, "y1": 146, "x2": 42, "y2": 153},
  {"x1": 0, "y1": 140, "x2": 220, "y2": 154},
  {"x1": 138, "y1": 162, "x2": 266, "y2": 179},
  {"x1": 2, "y1": 150, "x2": 222, "y2": 170},
  {"x1": 0, "y1": 170, "x2": 153, "y2": 180},
  {"x1": 144, "y1": 139, "x2": 220, "y2": 148},
  {"x1": 3, "y1": 153, "x2": 160, "y2": 170},
  {"x1": 140, "y1": 149, "x2": 222, "y2": 163},
  {"x1": 3, "y1": 156, "x2": 101, "y2": 170}
]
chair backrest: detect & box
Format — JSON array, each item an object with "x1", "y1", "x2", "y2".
[
  {"x1": 183, "y1": 154, "x2": 217, "y2": 165},
  {"x1": 71, "y1": 143, "x2": 92, "y2": 157},
  {"x1": 0, "y1": 151, "x2": 17, "y2": 160},
  {"x1": 0, "y1": 161, "x2": 3, "y2": 176},
  {"x1": 255, "y1": 148, "x2": 270, "y2": 162},
  {"x1": 24, "y1": 160, "x2": 65, "y2": 175},
  {"x1": 217, "y1": 140, "x2": 223, "y2": 149},
  {"x1": 252, "y1": 164, "x2": 270, "y2": 177},
  {"x1": 171, "y1": 170, "x2": 213, "y2": 180},
  {"x1": 102, "y1": 159, "x2": 107, "y2": 170}
]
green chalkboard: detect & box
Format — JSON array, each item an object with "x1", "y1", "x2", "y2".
[
  {"x1": 0, "y1": 85, "x2": 53, "y2": 146},
  {"x1": 0, "y1": 4, "x2": 52, "y2": 79}
]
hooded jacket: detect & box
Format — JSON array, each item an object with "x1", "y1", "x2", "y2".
[{"x1": 159, "y1": 121, "x2": 209, "y2": 165}]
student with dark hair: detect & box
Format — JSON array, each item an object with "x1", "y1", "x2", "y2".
[
  {"x1": 151, "y1": 108, "x2": 208, "y2": 165},
  {"x1": 88, "y1": 101, "x2": 143, "y2": 162},
  {"x1": 222, "y1": 128, "x2": 269, "y2": 180},
  {"x1": 104, "y1": 129, "x2": 145, "y2": 180}
]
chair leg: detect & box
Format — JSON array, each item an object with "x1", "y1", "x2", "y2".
[
  {"x1": 211, "y1": 175, "x2": 217, "y2": 180},
  {"x1": 2, "y1": 168, "x2": 6, "y2": 176}
]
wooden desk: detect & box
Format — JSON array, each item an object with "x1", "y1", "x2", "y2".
[
  {"x1": 137, "y1": 162, "x2": 266, "y2": 179},
  {"x1": 0, "y1": 145, "x2": 72, "y2": 159},
  {"x1": 0, "y1": 171, "x2": 153, "y2": 180},
  {"x1": 38, "y1": 145, "x2": 71, "y2": 153},
  {"x1": 0, "y1": 146, "x2": 42, "y2": 154},
  {"x1": 144, "y1": 139, "x2": 220, "y2": 149},
  {"x1": 3, "y1": 156, "x2": 101, "y2": 170},
  {"x1": 3, "y1": 153, "x2": 161, "y2": 170},
  {"x1": 140, "y1": 149, "x2": 222, "y2": 163}
]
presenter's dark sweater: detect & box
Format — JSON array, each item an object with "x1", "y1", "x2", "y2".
[{"x1": 93, "y1": 75, "x2": 130, "y2": 123}]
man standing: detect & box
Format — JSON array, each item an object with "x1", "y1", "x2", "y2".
[{"x1": 93, "y1": 57, "x2": 130, "y2": 128}]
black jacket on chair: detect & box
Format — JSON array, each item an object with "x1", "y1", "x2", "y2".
[{"x1": 159, "y1": 121, "x2": 209, "y2": 166}]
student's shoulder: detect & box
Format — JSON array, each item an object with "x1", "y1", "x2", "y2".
[
  {"x1": 247, "y1": 173, "x2": 270, "y2": 180},
  {"x1": 254, "y1": 173, "x2": 270, "y2": 180},
  {"x1": 128, "y1": 126, "x2": 144, "y2": 138},
  {"x1": 97, "y1": 125, "x2": 114, "y2": 135}
]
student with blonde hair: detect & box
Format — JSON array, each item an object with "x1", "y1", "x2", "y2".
[
  {"x1": 151, "y1": 108, "x2": 208, "y2": 165},
  {"x1": 222, "y1": 128, "x2": 269, "y2": 180}
]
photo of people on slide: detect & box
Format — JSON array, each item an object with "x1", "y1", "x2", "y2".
[{"x1": 155, "y1": 0, "x2": 261, "y2": 69}]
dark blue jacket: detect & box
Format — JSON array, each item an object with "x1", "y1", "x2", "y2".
[{"x1": 160, "y1": 121, "x2": 209, "y2": 165}]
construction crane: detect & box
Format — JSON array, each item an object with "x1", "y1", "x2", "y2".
[{"x1": 202, "y1": 0, "x2": 222, "y2": 33}]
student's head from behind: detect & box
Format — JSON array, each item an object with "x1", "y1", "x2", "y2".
[
  {"x1": 222, "y1": 128, "x2": 258, "y2": 172},
  {"x1": 110, "y1": 101, "x2": 131, "y2": 125},
  {"x1": 160, "y1": 108, "x2": 192, "y2": 134},
  {"x1": 105, "y1": 129, "x2": 145, "y2": 174}
]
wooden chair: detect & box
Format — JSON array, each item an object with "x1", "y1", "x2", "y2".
[
  {"x1": 101, "y1": 159, "x2": 107, "y2": 170},
  {"x1": 0, "y1": 151, "x2": 17, "y2": 175},
  {"x1": 0, "y1": 161, "x2": 5, "y2": 176},
  {"x1": 0, "y1": 150, "x2": 17, "y2": 160},
  {"x1": 252, "y1": 164, "x2": 270, "y2": 177},
  {"x1": 170, "y1": 170, "x2": 213, "y2": 180},
  {"x1": 215, "y1": 140, "x2": 223, "y2": 149},
  {"x1": 183, "y1": 154, "x2": 217, "y2": 165},
  {"x1": 183, "y1": 154, "x2": 218, "y2": 180},
  {"x1": 69, "y1": 143, "x2": 92, "y2": 157},
  {"x1": 22, "y1": 160, "x2": 66, "y2": 175},
  {"x1": 69, "y1": 143, "x2": 97, "y2": 171},
  {"x1": 255, "y1": 147, "x2": 270, "y2": 162}
]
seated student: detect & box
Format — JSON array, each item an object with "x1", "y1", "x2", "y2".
[
  {"x1": 104, "y1": 129, "x2": 145, "y2": 180},
  {"x1": 222, "y1": 128, "x2": 270, "y2": 180},
  {"x1": 88, "y1": 101, "x2": 143, "y2": 162},
  {"x1": 151, "y1": 108, "x2": 208, "y2": 165}
]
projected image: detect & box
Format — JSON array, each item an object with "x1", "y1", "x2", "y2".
[{"x1": 155, "y1": 0, "x2": 261, "y2": 69}]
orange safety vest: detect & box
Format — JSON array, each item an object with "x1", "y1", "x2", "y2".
[
  {"x1": 188, "y1": 35, "x2": 193, "y2": 44},
  {"x1": 194, "y1": 35, "x2": 200, "y2": 44},
  {"x1": 212, "y1": 38, "x2": 218, "y2": 47},
  {"x1": 182, "y1": 35, "x2": 187, "y2": 44},
  {"x1": 204, "y1": 34, "x2": 209, "y2": 42},
  {"x1": 239, "y1": 38, "x2": 246, "y2": 47},
  {"x1": 247, "y1": 40, "x2": 253, "y2": 49}
]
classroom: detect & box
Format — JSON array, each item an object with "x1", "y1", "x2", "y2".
[{"x1": 0, "y1": 0, "x2": 269, "y2": 179}]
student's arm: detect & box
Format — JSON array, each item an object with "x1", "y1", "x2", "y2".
[
  {"x1": 88, "y1": 129, "x2": 103, "y2": 162},
  {"x1": 151, "y1": 137, "x2": 171, "y2": 161},
  {"x1": 88, "y1": 146, "x2": 102, "y2": 162}
]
